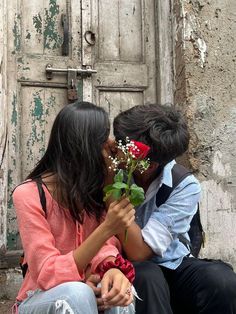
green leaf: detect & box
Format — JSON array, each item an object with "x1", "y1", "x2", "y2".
[
  {"x1": 103, "y1": 187, "x2": 122, "y2": 201},
  {"x1": 130, "y1": 184, "x2": 145, "y2": 194},
  {"x1": 129, "y1": 185, "x2": 145, "y2": 206},
  {"x1": 114, "y1": 169, "x2": 124, "y2": 183},
  {"x1": 113, "y1": 182, "x2": 128, "y2": 190},
  {"x1": 111, "y1": 188, "x2": 122, "y2": 200},
  {"x1": 103, "y1": 184, "x2": 114, "y2": 193}
]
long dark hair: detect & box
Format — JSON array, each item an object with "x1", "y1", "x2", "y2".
[
  {"x1": 27, "y1": 101, "x2": 110, "y2": 223},
  {"x1": 113, "y1": 104, "x2": 189, "y2": 166}
]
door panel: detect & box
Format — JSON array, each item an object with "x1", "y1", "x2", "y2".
[
  {"x1": 20, "y1": 88, "x2": 67, "y2": 180},
  {"x1": 100, "y1": 91, "x2": 144, "y2": 130},
  {"x1": 82, "y1": 0, "x2": 157, "y2": 112}
]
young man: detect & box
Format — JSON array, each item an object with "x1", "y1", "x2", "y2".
[{"x1": 113, "y1": 104, "x2": 236, "y2": 314}]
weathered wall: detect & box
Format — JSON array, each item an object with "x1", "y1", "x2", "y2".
[{"x1": 173, "y1": 0, "x2": 236, "y2": 267}]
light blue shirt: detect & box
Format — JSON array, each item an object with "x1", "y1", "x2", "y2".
[{"x1": 135, "y1": 160, "x2": 201, "y2": 269}]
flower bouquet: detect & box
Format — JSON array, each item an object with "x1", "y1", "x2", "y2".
[{"x1": 103, "y1": 138, "x2": 150, "y2": 241}]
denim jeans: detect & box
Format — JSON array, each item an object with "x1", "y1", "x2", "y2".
[{"x1": 17, "y1": 282, "x2": 135, "y2": 314}]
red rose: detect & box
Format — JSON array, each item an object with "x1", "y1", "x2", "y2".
[{"x1": 129, "y1": 140, "x2": 150, "y2": 159}]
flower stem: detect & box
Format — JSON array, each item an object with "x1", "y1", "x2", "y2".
[{"x1": 124, "y1": 160, "x2": 135, "y2": 244}]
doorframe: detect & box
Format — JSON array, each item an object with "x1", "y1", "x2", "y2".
[
  {"x1": 155, "y1": 0, "x2": 174, "y2": 105},
  {"x1": 0, "y1": 0, "x2": 8, "y2": 261}
]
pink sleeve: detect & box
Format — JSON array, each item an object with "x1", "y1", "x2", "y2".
[
  {"x1": 13, "y1": 182, "x2": 84, "y2": 290},
  {"x1": 90, "y1": 236, "x2": 122, "y2": 273}
]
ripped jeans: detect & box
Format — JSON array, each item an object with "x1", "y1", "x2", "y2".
[{"x1": 17, "y1": 282, "x2": 135, "y2": 314}]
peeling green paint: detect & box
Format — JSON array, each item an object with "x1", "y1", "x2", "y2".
[
  {"x1": 33, "y1": 1, "x2": 62, "y2": 50},
  {"x1": 44, "y1": 0, "x2": 62, "y2": 50},
  {"x1": 33, "y1": 92, "x2": 43, "y2": 120},
  {"x1": 33, "y1": 13, "x2": 42, "y2": 35},
  {"x1": 8, "y1": 169, "x2": 13, "y2": 187},
  {"x1": 46, "y1": 95, "x2": 56, "y2": 115},
  {"x1": 23, "y1": 67, "x2": 30, "y2": 70},
  {"x1": 12, "y1": 14, "x2": 21, "y2": 53},
  {"x1": 25, "y1": 91, "x2": 46, "y2": 163},
  {"x1": 12, "y1": 134, "x2": 17, "y2": 150},
  {"x1": 11, "y1": 94, "x2": 17, "y2": 126}
]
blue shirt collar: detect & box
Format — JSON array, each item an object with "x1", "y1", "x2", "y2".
[{"x1": 161, "y1": 160, "x2": 176, "y2": 188}]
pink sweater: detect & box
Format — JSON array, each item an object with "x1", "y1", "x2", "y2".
[{"x1": 13, "y1": 181, "x2": 121, "y2": 301}]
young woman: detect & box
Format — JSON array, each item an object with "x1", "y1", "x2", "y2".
[{"x1": 12, "y1": 101, "x2": 136, "y2": 314}]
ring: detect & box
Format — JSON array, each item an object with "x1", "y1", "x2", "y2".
[{"x1": 126, "y1": 287, "x2": 131, "y2": 296}]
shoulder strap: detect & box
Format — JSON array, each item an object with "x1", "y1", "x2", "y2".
[
  {"x1": 156, "y1": 164, "x2": 192, "y2": 207},
  {"x1": 34, "y1": 177, "x2": 47, "y2": 215}
]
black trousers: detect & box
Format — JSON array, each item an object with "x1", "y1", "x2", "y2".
[{"x1": 133, "y1": 257, "x2": 236, "y2": 314}]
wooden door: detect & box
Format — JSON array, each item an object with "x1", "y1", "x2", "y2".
[
  {"x1": 4, "y1": 0, "x2": 157, "y2": 257},
  {"x1": 82, "y1": 0, "x2": 157, "y2": 124}
]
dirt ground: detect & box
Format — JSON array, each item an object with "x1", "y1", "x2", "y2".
[{"x1": 0, "y1": 300, "x2": 15, "y2": 314}]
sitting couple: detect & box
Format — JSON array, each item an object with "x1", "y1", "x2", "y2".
[{"x1": 13, "y1": 101, "x2": 236, "y2": 314}]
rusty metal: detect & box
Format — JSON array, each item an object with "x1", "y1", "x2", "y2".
[
  {"x1": 45, "y1": 64, "x2": 97, "y2": 80},
  {"x1": 67, "y1": 68, "x2": 78, "y2": 101}
]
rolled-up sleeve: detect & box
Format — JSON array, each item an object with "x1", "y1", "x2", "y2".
[{"x1": 141, "y1": 175, "x2": 201, "y2": 256}]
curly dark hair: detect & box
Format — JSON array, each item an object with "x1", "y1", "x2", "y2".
[{"x1": 113, "y1": 104, "x2": 189, "y2": 166}]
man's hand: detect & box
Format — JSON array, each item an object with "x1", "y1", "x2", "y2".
[{"x1": 101, "y1": 268, "x2": 133, "y2": 308}]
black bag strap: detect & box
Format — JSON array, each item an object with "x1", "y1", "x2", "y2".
[
  {"x1": 34, "y1": 177, "x2": 47, "y2": 215},
  {"x1": 156, "y1": 163, "x2": 192, "y2": 207}
]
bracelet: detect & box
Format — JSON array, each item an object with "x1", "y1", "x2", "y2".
[{"x1": 98, "y1": 254, "x2": 135, "y2": 283}]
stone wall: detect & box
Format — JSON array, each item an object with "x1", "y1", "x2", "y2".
[{"x1": 173, "y1": 0, "x2": 236, "y2": 267}]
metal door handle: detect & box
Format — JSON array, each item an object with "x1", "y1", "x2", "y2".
[
  {"x1": 45, "y1": 64, "x2": 97, "y2": 80},
  {"x1": 61, "y1": 14, "x2": 69, "y2": 56},
  {"x1": 84, "y1": 30, "x2": 96, "y2": 46}
]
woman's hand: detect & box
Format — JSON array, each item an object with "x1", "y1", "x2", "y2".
[
  {"x1": 101, "y1": 268, "x2": 133, "y2": 309},
  {"x1": 103, "y1": 198, "x2": 135, "y2": 235}
]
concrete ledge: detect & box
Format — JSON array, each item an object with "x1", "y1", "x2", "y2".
[{"x1": 0, "y1": 268, "x2": 22, "y2": 300}]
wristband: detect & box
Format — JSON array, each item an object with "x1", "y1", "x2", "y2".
[{"x1": 98, "y1": 254, "x2": 135, "y2": 283}]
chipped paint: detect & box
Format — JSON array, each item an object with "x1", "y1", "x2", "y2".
[
  {"x1": 33, "y1": 1, "x2": 62, "y2": 50},
  {"x1": 33, "y1": 92, "x2": 43, "y2": 120},
  {"x1": 46, "y1": 95, "x2": 56, "y2": 116},
  {"x1": 33, "y1": 13, "x2": 42, "y2": 35},
  {"x1": 44, "y1": 0, "x2": 62, "y2": 50},
  {"x1": 12, "y1": 14, "x2": 21, "y2": 53},
  {"x1": 11, "y1": 94, "x2": 17, "y2": 126},
  {"x1": 196, "y1": 38, "x2": 207, "y2": 68},
  {"x1": 181, "y1": 3, "x2": 207, "y2": 67}
]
